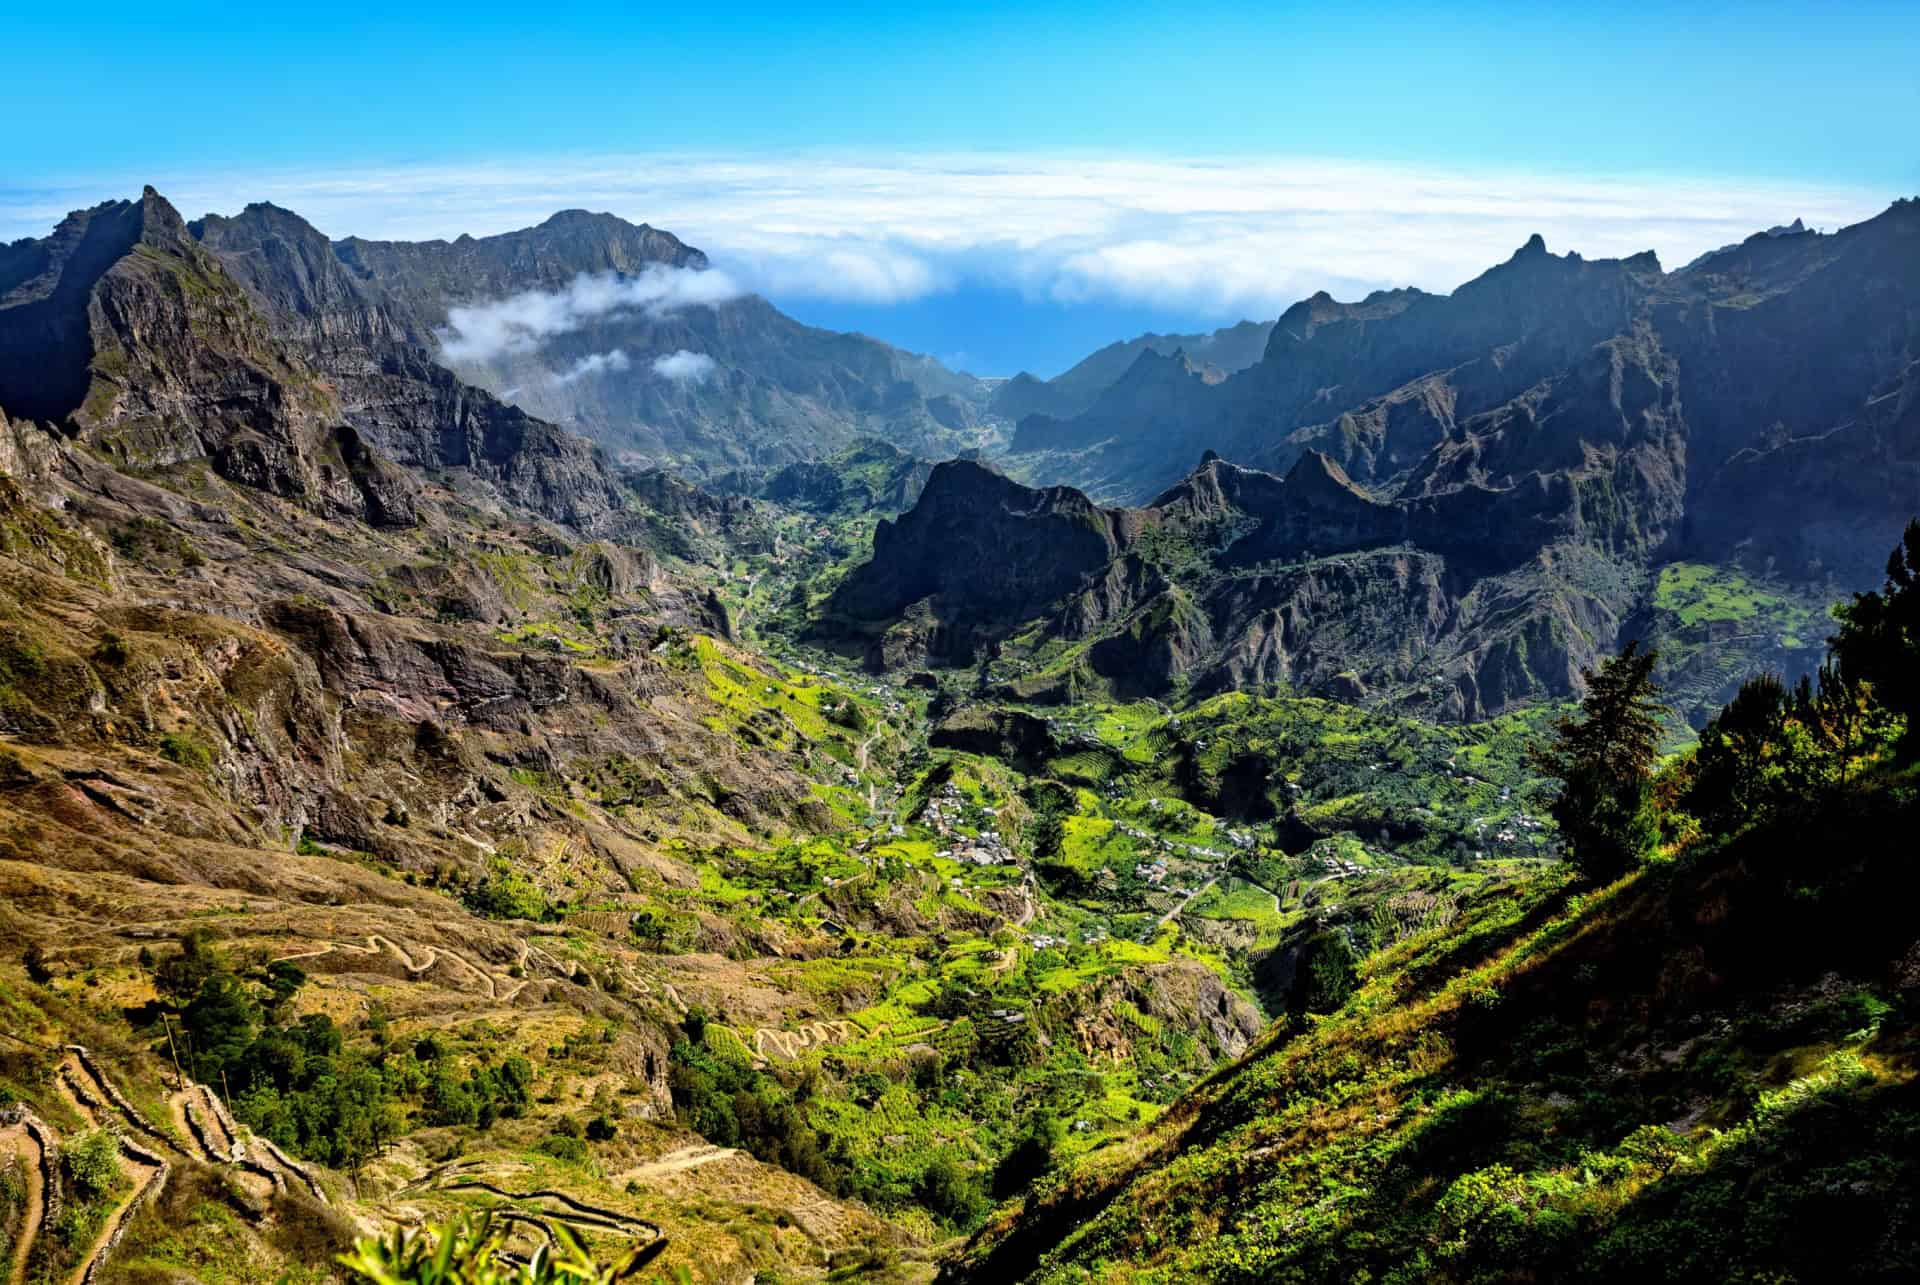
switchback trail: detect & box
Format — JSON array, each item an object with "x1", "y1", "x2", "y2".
[{"x1": 0, "y1": 1115, "x2": 48, "y2": 1285}]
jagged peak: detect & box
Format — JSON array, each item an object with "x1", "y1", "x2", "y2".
[
  {"x1": 134, "y1": 186, "x2": 191, "y2": 248},
  {"x1": 1283, "y1": 449, "x2": 1380, "y2": 504}
]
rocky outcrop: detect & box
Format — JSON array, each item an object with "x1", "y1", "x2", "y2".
[
  {"x1": 1065, "y1": 962, "x2": 1264, "y2": 1063},
  {"x1": 827, "y1": 460, "x2": 1142, "y2": 643},
  {"x1": 0, "y1": 188, "x2": 426, "y2": 530},
  {"x1": 757, "y1": 439, "x2": 934, "y2": 515}
]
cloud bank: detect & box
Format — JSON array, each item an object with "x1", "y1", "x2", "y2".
[
  {"x1": 437, "y1": 265, "x2": 742, "y2": 363},
  {"x1": 651, "y1": 350, "x2": 718, "y2": 383},
  {"x1": 550, "y1": 349, "x2": 630, "y2": 384},
  {"x1": 10, "y1": 153, "x2": 1892, "y2": 321}
]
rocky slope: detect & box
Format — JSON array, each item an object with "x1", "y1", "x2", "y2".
[
  {"x1": 818, "y1": 436, "x2": 1672, "y2": 720},
  {"x1": 828, "y1": 204, "x2": 1919, "y2": 720}
]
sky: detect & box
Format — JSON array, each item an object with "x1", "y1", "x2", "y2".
[{"x1": 5, "y1": 1, "x2": 1916, "y2": 376}]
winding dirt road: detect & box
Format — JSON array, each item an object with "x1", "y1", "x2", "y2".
[{"x1": 0, "y1": 1118, "x2": 47, "y2": 1285}]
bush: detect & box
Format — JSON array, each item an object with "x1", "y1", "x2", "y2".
[
  {"x1": 160, "y1": 729, "x2": 215, "y2": 772},
  {"x1": 64, "y1": 1127, "x2": 123, "y2": 1200},
  {"x1": 536, "y1": 1134, "x2": 588, "y2": 1163},
  {"x1": 461, "y1": 857, "x2": 555, "y2": 921},
  {"x1": 918, "y1": 1155, "x2": 988, "y2": 1226}
]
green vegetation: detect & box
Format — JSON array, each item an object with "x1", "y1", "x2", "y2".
[
  {"x1": 144, "y1": 932, "x2": 533, "y2": 1176},
  {"x1": 1530, "y1": 641, "x2": 1663, "y2": 881},
  {"x1": 339, "y1": 1212, "x2": 662, "y2": 1283},
  {"x1": 160, "y1": 728, "x2": 216, "y2": 772},
  {"x1": 948, "y1": 522, "x2": 1920, "y2": 1283}
]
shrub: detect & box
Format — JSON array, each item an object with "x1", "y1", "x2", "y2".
[
  {"x1": 160, "y1": 729, "x2": 215, "y2": 772},
  {"x1": 536, "y1": 1134, "x2": 587, "y2": 1163},
  {"x1": 64, "y1": 1127, "x2": 123, "y2": 1200}
]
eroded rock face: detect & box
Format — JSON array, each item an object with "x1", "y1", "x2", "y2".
[
  {"x1": 826, "y1": 460, "x2": 1142, "y2": 663},
  {"x1": 822, "y1": 431, "x2": 1659, "y2": 717},
  {"x1": 1, "y1": 188, "x2": 424, "y2": 530},
  {"x1": 1069, "y1": 962, "x2": 1265, "y2": 1063}
]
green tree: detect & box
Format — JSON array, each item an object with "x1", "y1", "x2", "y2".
[
  {"x1": 182, "y1": 971, "x2": 260, "y2": 1083},
  {"x1": 919, "y1": 1154, "x2": 988, "y2": 1226},
  {"x1": 1831, "y1": 518, "x2": 1920, "y2": 753},
  {"x1": 153, "y1": 929, "x2": 225, "y2": 1003},
  {"x1": 1530, "y1": 641, "x2": 1666, "y2": 881},
  {"x1": 1687, "y1": 672, "x2": 1792, "y2": 834},
  {"x1": 992, "y1": 1110, "x2": 1062, "y2": 1199}
]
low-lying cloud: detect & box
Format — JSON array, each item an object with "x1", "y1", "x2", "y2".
[
  {"x1": 651, "y1": 350, "x2": 718, "y2": 383},
  {"x1": 437, "y1": 265, "x2": 742, "y2": 364},
  {"x1": 550, "y1": 349, "x2": 630, "y2": 384},
  {"x1": 22, "y1": 153, "x2": 1891, "y2": 321}
]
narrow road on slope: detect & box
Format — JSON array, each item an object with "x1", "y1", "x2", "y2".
[
  {"x1": 0, "y1": 1120, "x2": 46, "y2": 1285},
  {"x1": 613, "y1": 1144, "x2": 741, "y2": 1183},
  {"x1": 1143, "y1": 876, "x2": 1220, "y2": 941},
  {"x1": 72, "y1": 1141, "x2": 165, "y2": 1285}
]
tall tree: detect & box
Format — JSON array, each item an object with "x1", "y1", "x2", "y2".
[
  {"x1": 1831, "y1": 518, "x2": 1920, "y2": 753},
  {"x1": 1531, "y1": 641, "x2": 1666, "y2": 880}
]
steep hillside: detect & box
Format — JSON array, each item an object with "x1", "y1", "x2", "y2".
[
  {"x1": 948, "y1": 776, "x2": 1920, "y2": 1283},
  {"x1": 816, "y1": 439, "x2": 1707, "y2": 722},
  {"x1": 819, "y1": 207, "x2": 1920, "y2": 722}
]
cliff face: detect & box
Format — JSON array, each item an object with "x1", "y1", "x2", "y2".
[
  {"x1": 828, "y1": 204, "x2": 1920, "y2": 719},
  {"x1": 1, "y1": 188, "x2": 420, "y2": 527},
  {"x1": 827, "y1": 459, "x2": 1139, "y2": 659},
  {"x1": 822, "y1": 373, "x2": 1682, "y2": 719}
]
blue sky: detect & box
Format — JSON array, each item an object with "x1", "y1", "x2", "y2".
[{"x1": 7, "y1": 2, "x2": 1916, "y2": 375}]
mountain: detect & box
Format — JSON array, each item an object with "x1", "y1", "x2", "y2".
[
  {"x1": 824, "y1": 203, "x2": 1920, "y2": 721},
  {"x1": 0, "y1": 186, "x2": 1321, "y2": 1283},
  {"x1": 819, "y1": 417, "x2": 1684, "y2": 720},
  {"x1": 1008, "y1": 202, "x2": 1920, "y2": 593},
  {"x1": 193, "y1": 202, "x2": 994, "y2": 478},
  {"x1": 988, "y1": 319, "x2": 1273, "y2": 422}
]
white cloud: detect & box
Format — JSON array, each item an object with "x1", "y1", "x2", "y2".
[
  {"x1": 436, "y1": 265, "x2": 742, "y2": 363},
  {"x1": 651, "y1": 350, "x2": 718, "y2": 383},
  {"x1": 9, "y1": 153, "x2": 1894, "y2": 319},
  {"x1": 550, "y1": 349, "x2": 630, "y2": 384}
]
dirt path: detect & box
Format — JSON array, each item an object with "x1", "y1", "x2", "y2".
[
  {"x1": 612, "y1": 1144, "x2": 739, "y2": 1184},
  {"x1": 1143, "y1": 876, "x2": 1219, "y2": 940},
  {"x1": 751, "y1": 1019, "x2": 855, "y2": 1060},
  {"x1": 0, "y1": 1120, "x2": 47, "y2": 1285},
  {"x1": 72, "y1": 1141, "x2": 166, "y2": 1285},
  {"x1": 272, "y1": 934, "x2": 527, "y2": 1002},
  {"x1": 436, "y1": 1178, "x2": 659, "y2": 1240}
]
